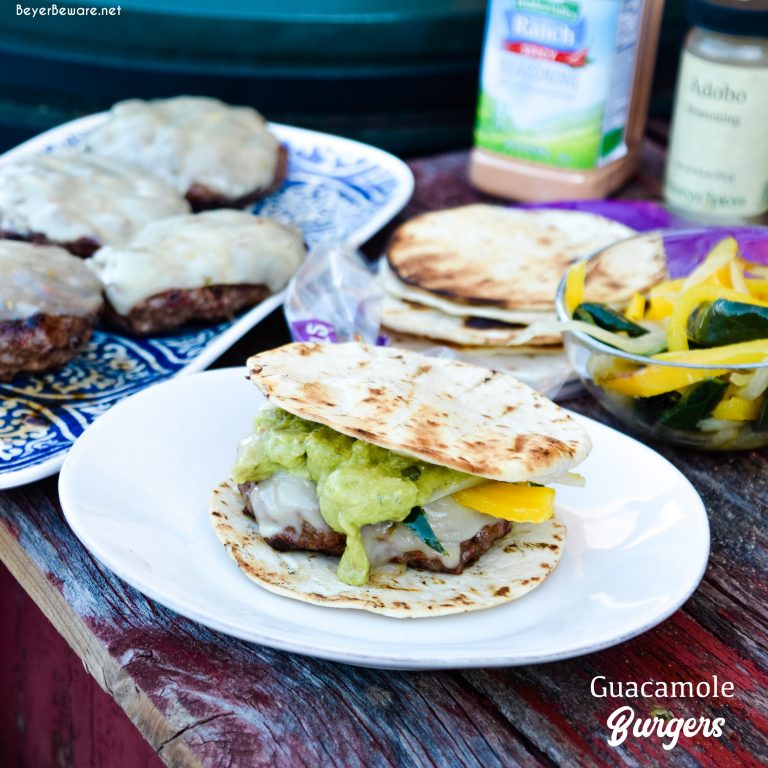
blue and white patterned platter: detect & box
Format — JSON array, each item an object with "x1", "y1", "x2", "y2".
[{"x1": 0, "y1": 115, "x2": 414, "y2": 488}]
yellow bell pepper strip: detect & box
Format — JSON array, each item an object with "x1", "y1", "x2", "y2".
[
  {"x1": 711, "y1": 396, "x2": 761, "y2": 421},
  {"x1": 600, "y1": 337, "x2": 768, "y2": 400},
  {"x1": 564, "y1": 260, "x2": 586, "y2": 316},
  {"x1": 708, "y1": 255, "x2": 749, "y2": 290},
  {"x1": 654, "y1": 338, "x2": 768, "y2": 364},
  {"x1": 625, "y1": 292, "x2": 646, "y2": 322},
  {"x1": 645, "y1": 278, "x2": 687, "y2": 320},
  {"x1": 453, "y1": 482, "x2": 554, "y2": 523},
  {"x1": 710, "y1": 263, "x2": 733, "y2": 289},
  {"x1": 746, "y1": 279, "x2": 768, "y2": 301},
  {"x1": 600, "y1": 365, "x2": 727, "y2": 398},
  {"x1": 683, "y1": 237, "x2": 739, "y2": 290},
  {"x1": 666, "y1": 284, "x2": 768, "y2": 352}
]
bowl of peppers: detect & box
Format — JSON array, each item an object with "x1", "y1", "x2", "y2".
[{"x1": 555, "y1": 227, "x2": 768, "y2": 450}]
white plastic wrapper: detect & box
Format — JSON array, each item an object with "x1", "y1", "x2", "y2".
[
  {"x1": 285, "y1": 241, "x2": 383, "y2": 345},
  {"x1": 284, "y1": 240, "x2": 576, "y2": 399}
]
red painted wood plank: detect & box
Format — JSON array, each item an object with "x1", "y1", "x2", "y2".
[{"x1": 0, "y1": 562, "x2": 164, "y2": 768}]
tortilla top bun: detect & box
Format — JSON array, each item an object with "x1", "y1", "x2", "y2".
[
  {"x1": 385, "y1": 204, "x2": 641, "y2": 311},
  {"x1": 247, "y1": 342, "x2": 591, "y2": 483}
]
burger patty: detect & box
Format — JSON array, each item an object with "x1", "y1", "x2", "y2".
[
  {"x1": 185, "y1": 145, "x2": 289, "y2": 212},
  {"x1": 389, "y1": 518, "x2": 511, "y2": 574},
  {"x1": 264, "y1": 522, "x2": 346, "y2": 555},
  {"x1": 239, "y1": 480, "x2": 346, "y2": 553},
  {"x1": 104, "y1": 283, "x2": 271, "y2": 336},
  {"x1": 0, "y1": 311, "x2": 100, "y2": 381},
  {"x1": 238, "y1": 481, "x2": 511, "y2": 575},
  {"x1": 0, "y1": 230, "x2": 100, "y2": 258}
]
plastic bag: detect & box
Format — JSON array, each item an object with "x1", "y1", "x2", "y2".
[{"x1": 285, "y1": 240, "x2": 383, "y2": 345}]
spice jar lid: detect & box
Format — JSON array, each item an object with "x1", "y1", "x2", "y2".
[{"x1": 688, "y1": 0, "x2": 768, "y2": 36}]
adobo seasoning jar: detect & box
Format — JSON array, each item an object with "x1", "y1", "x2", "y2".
[
  {"x1": 664, "y1": 0, "x2": 768, "y2": 222},
  {"x1": 469, "y1": 0, "x2": 664, "y2": 201}
]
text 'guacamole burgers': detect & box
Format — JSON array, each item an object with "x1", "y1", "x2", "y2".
[{"x1": 210, "y1": 342, "x2": 591, "y2": 617}]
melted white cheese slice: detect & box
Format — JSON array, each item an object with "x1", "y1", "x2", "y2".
[
  {"x1": 85, "y1": 96, "x2": 280, "y2": 197},
  {"x1": 247, "y1": 472, "x2": 331, "y2": 539},
  {"x1": 246, "y1": 472, "x2": 497, "y2": 571},
  {"x1": 362, "y1": 495, "x2": 497, "y2": 570},
  {"x1": 86, "y1": 210, "x2": 305, "y2": 315},
  {"x1": 0, "y1": 149, "x2": 189, "y2": 245},
  {"x1": 0, "y1": 241, "x2": 103, "y2": 320}
]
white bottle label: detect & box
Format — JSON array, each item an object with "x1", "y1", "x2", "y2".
[
  {"x1": 475, "y1": 0, "x2": 644, "y2": 170},
  {"x1": 665, "y1": 52, "x2": 768, "y2": 218}
]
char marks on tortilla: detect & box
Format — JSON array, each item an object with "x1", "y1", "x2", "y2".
[
  {"x1": 385, "y1": 205, "x2": 660, "y2": 311},
  {"x1": 247, "y1": 342, "x2": 591, "y2": 483}
]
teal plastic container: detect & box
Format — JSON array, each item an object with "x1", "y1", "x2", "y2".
[{"x1": 0, "y1": 0, "x2": 486, "y2": 155}]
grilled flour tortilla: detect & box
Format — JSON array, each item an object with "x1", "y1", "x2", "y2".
[
  {"x1": 380, "y1": 205, "x2": 666, "y2": 353},
  {"x1": 386, "y1": 205, "x2": 645, "y2": 311},
  {"x1": 381, "y1": 293, "x2": 562, "y2": 349},
  {"x1": 210, "y1": 342, "x2": 590, "y2": 617}
]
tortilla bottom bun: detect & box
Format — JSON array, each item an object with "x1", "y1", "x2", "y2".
[{"x1": 209, "y1": 480, "x2": 566, "y2": 619}]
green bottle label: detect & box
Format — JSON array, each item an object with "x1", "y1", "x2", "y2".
[{"x1": 475, "y1": 0, "x2": 643, "y2": 170}]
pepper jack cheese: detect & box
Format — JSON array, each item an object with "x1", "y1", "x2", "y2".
[
  {"x1": 84, "y1": 96, "x2": 281, "y2": 199},
  {"x1": 0, "y1": 149, "x2": 189, "y2": 247},
  {"x1": 0, "y1": 241, "x2": 103, "y2": 321},
  {"x1": 86, "y1": 210, "x2": 305, "y2": 316}
]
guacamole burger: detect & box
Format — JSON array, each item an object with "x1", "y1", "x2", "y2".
[{"x1": 210, "y1": 342, "x2": 591, "y2": 617}]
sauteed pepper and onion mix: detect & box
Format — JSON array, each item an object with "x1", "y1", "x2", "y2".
[{"x1": 563, "y1": 237, "x2": 768, "y2": 448}]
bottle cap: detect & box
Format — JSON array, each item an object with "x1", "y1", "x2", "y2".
[{"x1": 688, "y1": 0, "x2": 768, "y2": 36}]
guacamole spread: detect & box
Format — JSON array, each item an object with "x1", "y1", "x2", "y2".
[{"x1": 232, "y1": 407, "x2": 474, "y2": 585}]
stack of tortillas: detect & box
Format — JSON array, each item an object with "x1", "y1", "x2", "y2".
[{"x1": 379, "y1": 204, "x2": 666, "y2": 358}]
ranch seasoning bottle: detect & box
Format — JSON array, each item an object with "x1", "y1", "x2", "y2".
[
  {"x1": 664, "y1": 0, "x2": 768, "y2": 222},
  {"x1": 469, "y1": 0, "x2": 664, "y2": 201}
]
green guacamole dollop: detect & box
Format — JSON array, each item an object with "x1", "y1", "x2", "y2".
[{"x1": 232, "y1": 407, "x2": 473, "y2": 585}]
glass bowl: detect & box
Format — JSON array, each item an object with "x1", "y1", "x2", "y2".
[{"x1": 555, "y1": 227, "x2": 768, "y2": 450}]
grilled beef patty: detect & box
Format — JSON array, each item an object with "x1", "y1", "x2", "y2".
[
  {"x1": 186, "y1": 145, "x2": 289, "y2": 212},
  {"x1": 0, "y1": 311, "x2": 100, "y2": 381},
  {"x1": 388, "y1": 518, "x2": 511, "y2": 574},
  {"x1": 239, "y1": 480, "x2": 346, "y2": 553},
  {"x1": 0, "y1": 230, "x2": 101, "y2": 259},
  {"x1": 238, "y1": 481, "x2": 511, "y2": 575},
  {"x1": 104, "y1": 283, "x2": 271, "y2": 336}
]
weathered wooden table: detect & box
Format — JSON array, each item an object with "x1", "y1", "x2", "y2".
[{"x1": 2, "y1": 144, "x2": 767, "y2": 768}]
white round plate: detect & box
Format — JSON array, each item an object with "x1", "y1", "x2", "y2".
[{"x1": 59, "y1": 368, "x2": 709, "y2": 669}]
